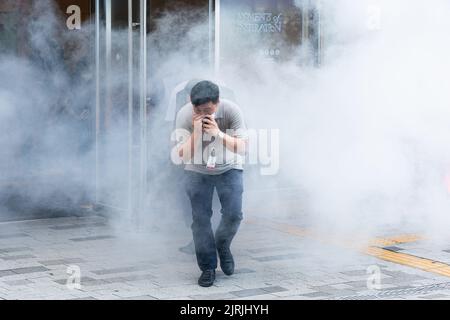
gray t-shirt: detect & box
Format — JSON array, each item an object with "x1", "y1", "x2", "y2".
[{"x1": 175, "y1": 99, "x2": 247, "y2": 175}]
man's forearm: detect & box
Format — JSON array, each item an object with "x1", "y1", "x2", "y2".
[
  {"x1": 178, "y1": 132, "x2": 199, "y2": 161},
  {"x1": 178, "y1": 130, "x2": 247, "y2": 160},
  {"x1": 220, "y1": 132, "x2": 247, "y2": 155}
]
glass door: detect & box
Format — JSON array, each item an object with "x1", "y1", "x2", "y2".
[
  {"x1": 93, "y1": 0, "x2": 222, "y2": 223},
  {"x1": 95, "y1": 0, "x2": 148, "y2": 224}
]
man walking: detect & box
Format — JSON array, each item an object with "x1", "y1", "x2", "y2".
[{"x1": 175, "y1": 80, "x2": 247, "y2": 287}]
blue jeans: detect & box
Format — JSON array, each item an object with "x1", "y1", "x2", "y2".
[{"x1": 184, "y1": 169, "x2": 244, "y2": 271}]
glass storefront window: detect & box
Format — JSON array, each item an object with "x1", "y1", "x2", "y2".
[
  {"x1": 216, "y1": 0, "x2": 321, "y2": 71},
  {"x1": 0, "y1": 0, "x2": 322, "y2": 221}
]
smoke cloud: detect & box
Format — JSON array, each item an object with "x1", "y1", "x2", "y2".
[{"x1": 1, "y1": 0, "x2": 450, "y2": 252}]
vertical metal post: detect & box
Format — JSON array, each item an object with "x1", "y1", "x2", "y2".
[
  {"x1": 138, "y1": 0, "x2": 148, "y2": 225},
  {"x1": 128, "y1": 0, "x2": 134, "y2": 217},
  {"x1": 214, "y1": 0, "x2": 221, "y2": 76},
  {"x1": 208, "y1": 0, "x2": 214, "y2": 71},
  {"x1": 302, "y1": 0, "x2": 309, "y2": 57},
  {"x1": 95, "y1": 0, "x2": 100, "y2": 204},
  {"x1": 105, "y1": 0, "x2": 111, "y2": 128},
  {"x1": 316, "y1": 0, "x2": 322, "y2": 67}
]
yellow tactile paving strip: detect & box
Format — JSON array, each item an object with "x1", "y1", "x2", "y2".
[
  {"x1": 364, "y1": 247, "x2": 450, "y2": 278},
  {"x1": 367, "y1": 234, "x2": 423, "y2": 247},
  {"x1": 245, "y1": 217, "x2": 450, "y2": 278}
]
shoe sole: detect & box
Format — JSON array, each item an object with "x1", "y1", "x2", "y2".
[
  {"x1": 198, "y1": 271, "x2": 216, "y2": 287},
  {"x1": 198, "y1": 281, "x2": 215, "y2": 287},
  {"x1": 221, "y1": 265, "x2": 234, "y2": 276}
]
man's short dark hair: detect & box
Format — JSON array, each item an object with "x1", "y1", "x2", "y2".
[{"x1": 190, "y1": 80, "x2": 220, "y2": 106}]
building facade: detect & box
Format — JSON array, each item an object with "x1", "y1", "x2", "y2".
[{"x1": 0, "y1": 0, "x2": 321, "y2": 221}]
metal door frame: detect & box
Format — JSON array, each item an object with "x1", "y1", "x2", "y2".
[{"x1": 94, "y1": 0, "x2": 148, "y2": 223}]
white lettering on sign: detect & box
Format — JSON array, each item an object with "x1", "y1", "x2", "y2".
[
  {"x1": 66, "y1": 5, "x2": 81, "y2": 30},
  {"x1": 236, "y1": 12, "x2": 284, "y2": 33}
]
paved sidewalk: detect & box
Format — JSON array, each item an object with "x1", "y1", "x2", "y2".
[{"x1": 0, "y1": 213, "x2": 450, "y2": 300}]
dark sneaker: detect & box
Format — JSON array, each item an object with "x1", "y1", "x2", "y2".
[
  {"x1": 198, "y1": 269, "x2": 216, "y2": 287},
  {"x1": 217, "y1": 246, "x2": 234, "y2": 276},
  {"x1": 178, "y1": 240, "x2": 195, "y2": 255}
]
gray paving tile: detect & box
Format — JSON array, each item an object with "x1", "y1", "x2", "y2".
[
  {"x1": 1, "y1": 254, "x2": 36, "y2": 261},
  {"x1": 381, "y1": 270, "x2": 427, "y2": 281},
  {"x1": 0, "y1": 233, "x2": 29, "y2": 239},
  {"x1": 122, "y1": 295, "x2": 157, "y2": 300},
  {"x1": 261, "y1": 286, "x2": 289, "y2": 294},
  {"x1": 234, "y1": 268, "x2": 256, "y2": 274},
  {"x1": 252, "y1": 253, "x2": 303, "y2": 262},
  {"x1": 297, "y1": 291, "x2": 331, "y2": 298},
  {"x1": 247, "y1": 246, "x2": 297, "y2": 254},
  {"x1": 3, "y1": 279, "x2": 33, "y2": 286},
  {"x1": 328, "y1": 290, "x2": 358, "y2": 297},
  {"x1": 229, "y1": 288, "x2": 267, "y2": 297},
  {"x1": 382, "y1": 285, "x2": 416, "y2": 291},
  {"x1": 0, "y1": 270, "x2": 15, "y2": 278},
  {"x1": 91, "y1": 265, "x2": 154, "y2": 275},
  {"x1": 418, "y1": 294, "x2": 450, "y2": 300},
  {"x1": 38, "y1": 258, "x2": 86, "y2": 266},
  {"x1": 54, "y1": 279, "x2": 70, "y2": 285},
  {"x1": 345, "y1": 281, "x2": 369, "y2": 289},
  {"x1": 8, "y1": 266, "x2": 50, "y2": 274},
  {"x1": 80, "y1": 279, "x2": 109, "y2": 286},
  {"x1": 100, "y1": 276, "x2": 128, "y2": 283},
  {"x1": 312, "y1": 285, "x2": 337, "y2": 292},
  {"x1": 123, "y1": 274, "x2": 156, "y2": 281},
  {"x1": 0, "y1": 247, "x2": 31, "y2": 254},
  {"x1": 340, "y1": 270, "x2": 367, "y2": 276},
  {"x1": 49, "y1": 223, "x2": 107, "y2": 230},
  {"x1": 230, "y1": 286, "x2": 288, "y2": 297},
  {"x1": 190, "y1": 293, "x2": 235, "y2": 300},
  {"x1": 54, "y1": 276, "x2": 101, "y2": 286},
  {"x1": 102, "y1": 274, "x2": 156, "y2": 283},
  {"x1": 69, "y1": 235, "x2": 115, "y2": 242}
]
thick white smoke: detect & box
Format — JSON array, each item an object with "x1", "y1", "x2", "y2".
[
  {"x1": 226, "y1": 0, "x2": 450, "y2": 243},
  {"x1": 0, "y1": 1, "x2": 95, "y2": 220},
  {"x1": 296, "y1": 0, "x2": 450, "y2": 242},
  {"x1": 2, "y1": 0, "x2": 450, "y2": 251}
]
